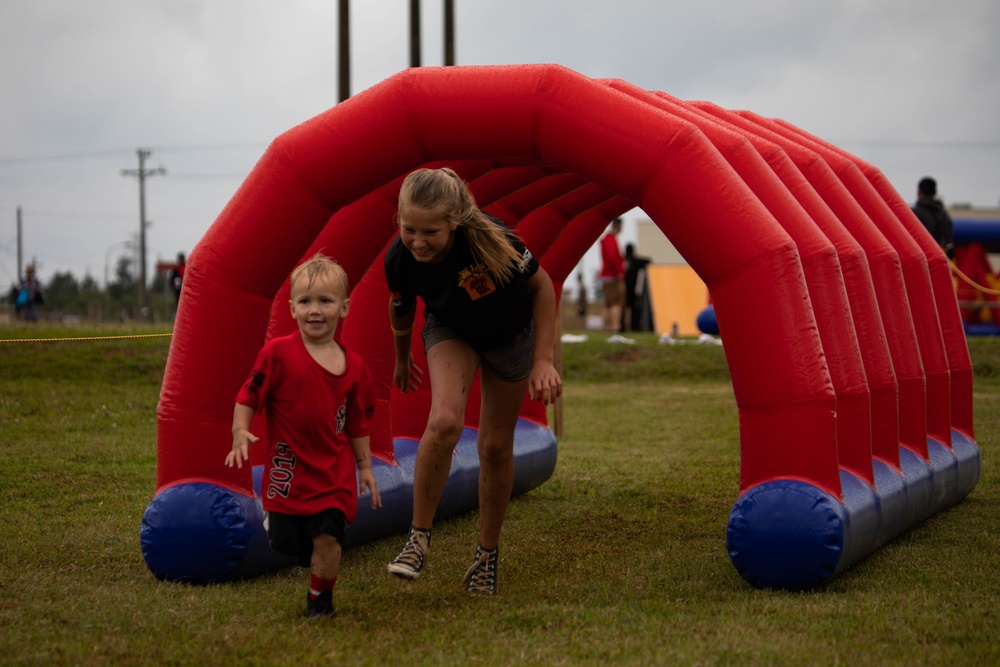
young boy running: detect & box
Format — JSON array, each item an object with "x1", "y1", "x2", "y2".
[{"x1": 226, "y1": 253, "x2": 381, "y2": 618}]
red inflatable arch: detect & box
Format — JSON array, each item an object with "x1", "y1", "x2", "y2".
[{"x1": 141, "y1": 64, "x2": 981, "y2": 590}]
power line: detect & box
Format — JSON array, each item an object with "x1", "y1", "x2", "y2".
[
  {"x1": 146, "y1": 142, "x2": 267, "y2": 154},
  {"x1": 0, "y1": 142, "x2": 266, "y2": 165},
  {"x1": 832, "y1": 139, "x2": 1000, "y2": 150},
  {"x1": 3, "y1": 138, "x2": 997, "y2": 170},
  {"x1": 7, "y1": 207, "x2": 134, "y2": 222},
  {"x1": 166, "y1": 172, "x2": 249, "y2": 181},
  {"x1": 0, "y1": 148, "x2": 133, "y2": 165}
]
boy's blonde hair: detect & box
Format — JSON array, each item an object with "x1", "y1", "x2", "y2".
[
  {"x1": 398, "y1": 167, "x2": 524, "y2": 284},
  {"x1": 290, "y1": 253, "x2": 349, "y2": 295}
]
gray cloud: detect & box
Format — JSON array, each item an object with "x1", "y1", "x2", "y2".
[{"x1": 1, "y1": 0, "x2": 998, "y2": 286}]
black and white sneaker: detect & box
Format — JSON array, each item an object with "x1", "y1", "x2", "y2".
[
  {"x1": 387, "y1": 525, "x2": 431, "y2": 580},
  {"x1": 461, "y1": 544, "x2": 499, "y2": 596}
]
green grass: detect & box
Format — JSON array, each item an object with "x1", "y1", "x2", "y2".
[{"x1": 1, "y1": 324, "x2": 998, "y2": 666}]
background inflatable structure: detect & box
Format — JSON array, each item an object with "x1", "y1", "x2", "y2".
[
  {"x1": 141, "y1": 64, "x2": 981, "y2": 590},
  {"x1": 952, "y1": 217, "x2": 1000, "y2": 336}
]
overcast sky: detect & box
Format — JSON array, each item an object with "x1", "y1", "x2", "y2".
[{"x1": 2, "y1": 0, "x2": 999, "y2": 290}]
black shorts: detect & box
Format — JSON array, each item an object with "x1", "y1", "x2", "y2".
[
  {"x1": 422, "y1": 311, "x2": 535, "y2": 382},
  {"x1": 265, "y1": 508, "x2": 346, "y2": 567}
]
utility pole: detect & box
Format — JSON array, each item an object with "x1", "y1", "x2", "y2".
[
  {"x1": 121, "y1": 148, "x2": 165, "y2": 319},
  {"x1": 338, "y1": 0, "x2": 350, "y2": 102},
  {"x1": 16, "y1": 206, "x2": 22, "y2": 280},
  {"x1": 410, "y1": 0, "x2": 421, "y2": 67},
  {"x1": 444, "y1": 0, "x2": 455, "y2": 65}
]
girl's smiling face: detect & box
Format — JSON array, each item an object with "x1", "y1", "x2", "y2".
[{"x1": 398, "y1": 205, "x2": 458, "y2": 264}]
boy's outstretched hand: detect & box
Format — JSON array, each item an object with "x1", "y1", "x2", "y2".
[
  {"x1": 226, "y1": 429, "x2": 258, "y2": 469},
  {"x1": 358, "y1": 469, "x2": 382, "y2": 509}
]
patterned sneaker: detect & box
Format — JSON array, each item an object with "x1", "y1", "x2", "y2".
[
  {"x1": 306, "y1": 590, "x2": 336, "y2": 619},
  {"x1": 387, "y1": 525, "x2": 431, "y2": 580},
  {"x1": 461, "y1": 544, "x2": 499, "y2": 596}
]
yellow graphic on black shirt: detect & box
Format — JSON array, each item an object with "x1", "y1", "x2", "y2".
[{"x1": 458, "y1": 264, "x2": 496, "y2": 301}]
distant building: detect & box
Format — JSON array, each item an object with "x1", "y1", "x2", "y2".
[{"x1": 638, "y1": 207, "x2": 1000, "y2": 269}]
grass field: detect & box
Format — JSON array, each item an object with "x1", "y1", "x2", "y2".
[{"x1": 1, "y1": 323, "x2": 997, "y2": 666}]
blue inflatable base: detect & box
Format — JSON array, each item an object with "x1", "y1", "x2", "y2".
[
  {"x1": 141, "y1": 420, "x2": 557, "y2": 584},
  {"x1": 727, "y1": 430, "x2": 981, "y2": 590}
]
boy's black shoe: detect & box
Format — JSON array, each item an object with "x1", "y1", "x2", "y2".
[{"x1": 307, "y1": 590, "x2": 336, "y2": 619}]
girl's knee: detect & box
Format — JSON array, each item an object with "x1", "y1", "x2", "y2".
[
  {"x1": 425, "y1": 411, "x2": 464, "y2": 445},
  {"x1": 478, "y1": 438, "x2": 514, "y2": 467}
]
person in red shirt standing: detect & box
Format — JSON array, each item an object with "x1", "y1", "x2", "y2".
[
  {"x1": 599, "y1": 218, "x2": 626, "y2": 332},
  {"x1": 226, "y1": 253, "x2": 381, "y2": 619}
]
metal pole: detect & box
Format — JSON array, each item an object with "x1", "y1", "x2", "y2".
[
  {"x1": 338, "y1": 0, "x2": 350, "y2": 102},
  {"x1": 137, "y1": 149, "x2": 148, "y2": 314},
  {"x1": 121, "y1": 148, "x2": 165, "y2": 320},
  {"x1": 104, "y1": 251, "x2": 109, "y2": 321},
  {"x1": 16, "y1": 206, "x2": 22, "y2": 281},
  {"x1": 410, "y1": 0, "x2": 421, "y2": 67},
  {"x1": 443, "y1": 0, "x2": 455, "y2": 65}
]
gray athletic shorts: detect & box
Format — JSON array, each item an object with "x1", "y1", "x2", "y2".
[{"x1": 422, "y1": 311, "x2": 535, "y2": 382}]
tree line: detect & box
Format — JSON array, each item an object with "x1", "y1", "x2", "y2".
[{"x1": 5, "y1": 255, "x2": 178, "y2": 323}]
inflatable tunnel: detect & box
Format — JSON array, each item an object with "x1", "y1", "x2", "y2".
[{"x1": 140, "y1": 64, "x2": 981, "y2": 590}]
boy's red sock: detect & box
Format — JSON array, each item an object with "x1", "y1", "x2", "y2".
[{"x1": 309, "y1": 574, "x2": 337, "y2": 600}]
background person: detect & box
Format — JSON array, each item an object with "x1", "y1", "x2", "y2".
[
  {"x1": 13, "y1": 265, "x2": 44, "y2": 322},
  {"x1": 623, "y1": 242, "x2": 651, "y2": 332},
  {"x1": 911, "y1": 176, "x2": 955, "y2": 258},
  {"x1": 599, "y1": 218, "x2": 625, "y2": 332},
  {"x1": 169, "y1": 252, "x2": 186, "y2": 305}
]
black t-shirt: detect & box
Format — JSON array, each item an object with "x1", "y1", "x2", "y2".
[
  {"x1": 384, "y1": 215, "x2": 539, "y2": 352},
  {"x1": 912, "y1": 198, "x2": 954, "y2": 250}
]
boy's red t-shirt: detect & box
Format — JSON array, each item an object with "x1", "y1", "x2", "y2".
[{"x1": 236, "y1": 333, "x2": 374, "y2": 522}]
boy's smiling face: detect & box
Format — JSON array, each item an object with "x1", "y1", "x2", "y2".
[{"x1": 289, "y1": 269, "x2": 349, "y2": 343}]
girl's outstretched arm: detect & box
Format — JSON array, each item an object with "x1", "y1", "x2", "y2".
[
  {"x1": 388, "y1": 297, "x2": 423, "y2": 393},
  {"x1": 526, "y1": 266, "x2": 562, "y2": 405}
]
